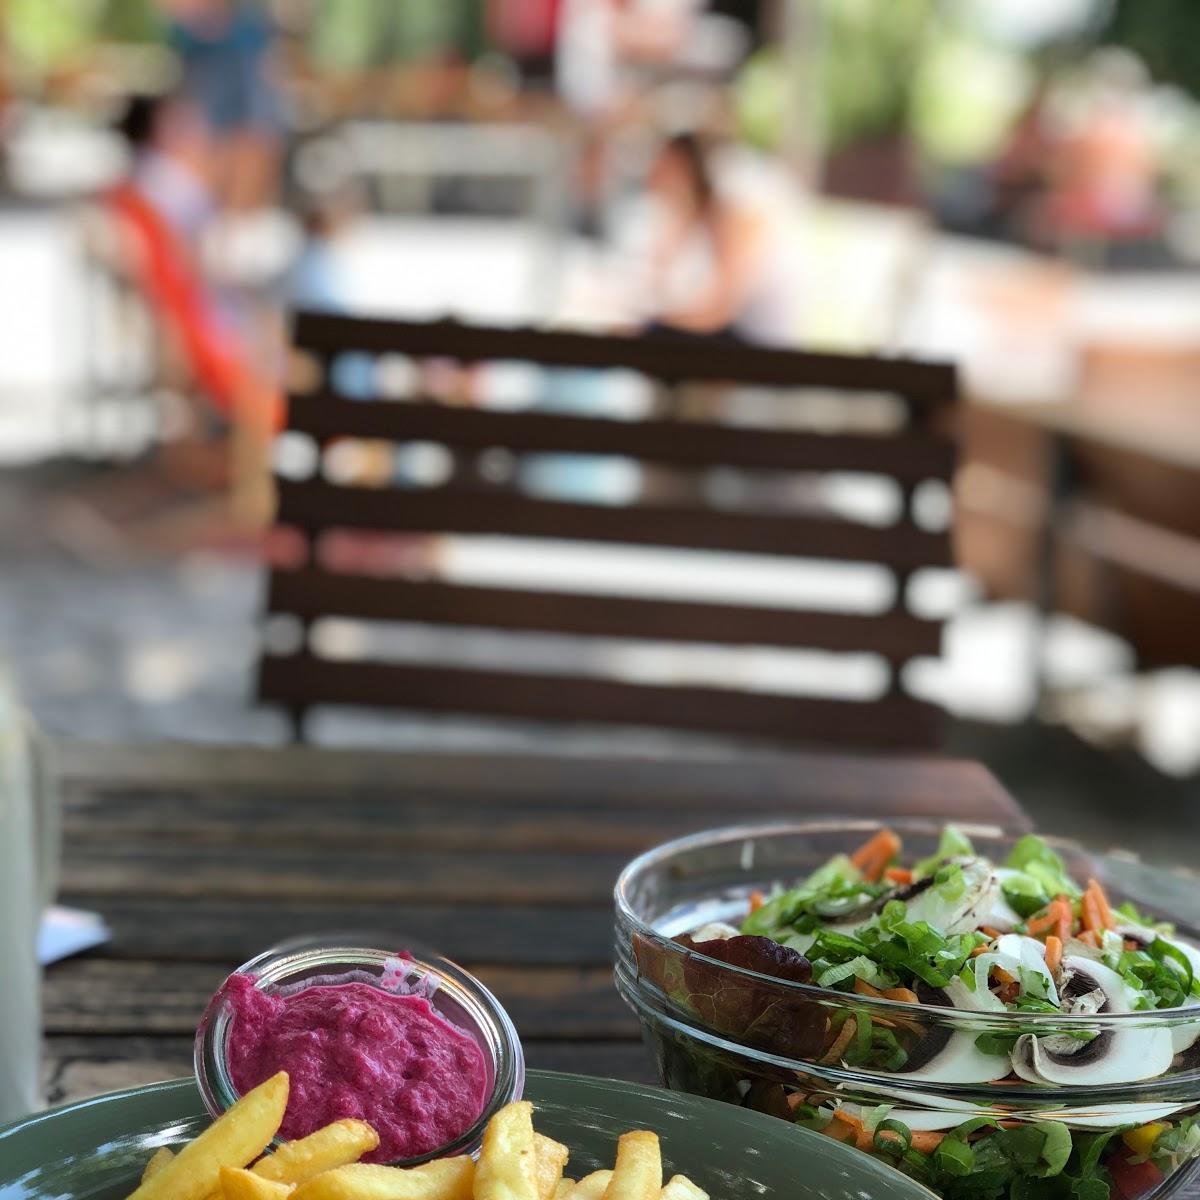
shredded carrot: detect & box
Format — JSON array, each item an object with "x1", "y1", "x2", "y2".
[
  {"x1": 854, "y1": 978, "x2": 883, "y2": 998},
  {"x1": 822, "y1": 1113, "x2": 861, "y2": 1146},
  {"x1": 1029, "y1": 896, "x2": 1073, "y2": 943},
  {"x1": 749, "y1": 889, "x2": 765, "y2": 914},
  {"x1": 820, "y1": 1019, "x2": 858, "y2": 1065},
  {"x1": 910, "y1": 1131, "x2": 948, "y2": 1154},
  {"x1": 993, "y1": 966, "x2": 1018, "y2": 985},
  {"x1": 997, "y1": 980, "x2": 1020, "y2": 1004},
  {"x1": 1027, "y1": 907, "x2": 1059, "y2": 937},
  {"x1": 884, "y1": 867, "x2": 913, "y2": 885},
  {"x1": 825, "y1": 1111, "x2": 876, "y2": 1150},
  {"x1": 1054, "y1": 895, "x2": 1073, "y2": 943},
  {"x1": 970, "y1": 943, "x2": 990, "y2": 957},
  {"x1": 850, "y1": 829, "x2": 902, "y2": 882},
  {"x1": 1077, "y1": 929, "x2": 1101, "y2": 948},
  {"x1": 1085, "y1": 879, "x2": 1115, "y2": 931},
  {"x1": 884, "y1": 987, "x2": 920, "y2": 1005},
  {"x1": 1044, "y1": 935, "x2": 1063, "y2": 974},
  {"x1": 979, "y1": 925, "x2": 1002, "y2": 940}
]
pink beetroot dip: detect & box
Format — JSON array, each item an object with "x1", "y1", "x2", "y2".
[{"x1": 221, "y1": 973, "x2": 488, "y2": 1162}]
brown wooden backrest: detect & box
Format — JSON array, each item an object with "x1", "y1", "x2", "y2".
[{"x1": 260, "y1": 313, "x2": 958, "y2": 749}]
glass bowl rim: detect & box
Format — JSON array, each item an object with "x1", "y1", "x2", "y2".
[
  {"x1": 614, "y1": 818, "x2": 1200, "y2": 1027},
  {"x1": 193, "y1": 941, "x2": 525, "y2": 1166}
]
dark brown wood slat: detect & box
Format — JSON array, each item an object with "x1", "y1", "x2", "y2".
[
  {"x1": 276, "y1": 480, "x2": 953, "y2": 568},
  {"x1": 293, "y1": 312, "x2": 957, "y2": 402},
  {"x1": 286, "y1": 395, "x2": 956, "y2": 481},
  {"x1": 43, "y1": 960, "x2": 633, "y2": 1039},
  {"x1": 266, "y1": 570, "x2": 943, "y2": 660},
  {"x1": 61, "y1": 800, "x2": 789, "y2": 853},
  {"x1": 53, "y1": 741, "x2": 1029, "y2": 829},
  {"x1": 259, "y1": 655, "x2": 942, "y2": 749},
  {"x1": 58, "y1": 894, "x2": 616, "y2": 965},
  {"x1": 61, "y1": 841, "x2": 628, "y2": 904}
]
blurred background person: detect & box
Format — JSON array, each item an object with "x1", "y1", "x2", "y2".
[
  {"x1": 107, "y1": 87, "x2": 281, "y2": 484},
  {"x1": 638, "y1": 130, "x2": 793, "y2": 344},
  {"x1": 1037, "y1": 52, "x2": 1163, "y2": 266},
  {"x1": 285, "y1": 179, "x2": 363, "y2": 315},
  {"x1": 159, "y1": 0, "x2": 285, "y2": 211},
  {"x1": 116, "y1": 89, "x2": 217, "y2": 244}
]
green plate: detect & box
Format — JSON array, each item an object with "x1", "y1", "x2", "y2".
[{"x1": 0, "y1": 1069, "x2": 935, "y2": 1199}]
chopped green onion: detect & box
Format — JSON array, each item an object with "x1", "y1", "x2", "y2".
[
  {"x1": 815, "y1": 955, "x2": 888, "y2": 990},
  {"x1": 873, "y1": 1119, "x2": 913, "y2": 1156}
]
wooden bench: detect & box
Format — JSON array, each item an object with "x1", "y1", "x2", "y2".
[{"x1": 259, "y1": 314, "x2": 958, "y2": 749}]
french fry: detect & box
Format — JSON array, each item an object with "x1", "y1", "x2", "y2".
[
  {"x1": 142, "y1": 1147, "x2": 175, "y2": 1182},
  {"x1": 602, "y1": 1133, "x2": 661, "y2": 1200},
  {"x1": 553, "y1": 1182, "x2": 577, "y2": 1199},
  {"x1": 219, "y1": 1166, "x2": 294, "y2": 1200},
  {"x1": 534, "y1": 1133, "x2": 570, "y2": 1200},
  {"x1": 659, "y1": 1177, "x2": 708, "y2": 1200},
  {"x1": 564, "y1": 1172, "x2": 612, "y2": 1200},
  {"x1": 474, "y1": 1100, "x2": 539, "y2": 1200},
  {"x1": 290, "y1": 1157, "x2": 474, "y2": 1200},
  {"x1": 126, "y1": 1072, "x2": 290, "y2": 1200},
  {"x1": 254, "y1": 1120, "x2": 380, "y2": 1184}
]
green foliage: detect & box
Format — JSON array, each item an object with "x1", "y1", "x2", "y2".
[{"x1": 1103, "y1": 0, "x2": 1200, "y2": 99}]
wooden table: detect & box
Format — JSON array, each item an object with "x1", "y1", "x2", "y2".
[
  {"x1": 963, "y1": 396, "x2": 1200, "y2": 670},
  {"x1": 43, "y1": 740, "x2": 1029, "y2": 1105}
]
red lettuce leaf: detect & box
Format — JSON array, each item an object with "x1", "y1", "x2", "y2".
[{"x1": 634, "y1": 933, "x2": 828, "y2": 1060}]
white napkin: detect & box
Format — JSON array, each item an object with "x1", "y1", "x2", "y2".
[{"x1": 38, "y1": 906, "x2": 111, "y2": 965}]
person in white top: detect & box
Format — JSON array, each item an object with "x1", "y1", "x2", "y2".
[{"x1": 639, "y1": 131, "x2": 795, "y2": 345}]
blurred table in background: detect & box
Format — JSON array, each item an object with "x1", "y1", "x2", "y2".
[
  {"x1": 961, "y1": 388, "x2": 1200, "y2": 672},
  {"x1": 42, "y1": 739, "x2": 1028, "y2": 1103}
]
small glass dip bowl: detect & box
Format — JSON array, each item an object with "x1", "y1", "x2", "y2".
[{"x1": 194, "y1": 940, "x2": 524, "y2": 1166}]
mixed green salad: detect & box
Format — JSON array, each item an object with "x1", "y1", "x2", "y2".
[{"x1": 659, "y1": 827, "x2": 1200, "y2": 1200}]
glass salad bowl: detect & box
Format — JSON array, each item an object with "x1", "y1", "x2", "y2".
[{"x1": 614, "y1": 821, "x2": 1200, "y2": 1200}]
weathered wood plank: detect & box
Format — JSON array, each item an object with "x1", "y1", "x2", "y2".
[
  {"x1": 55, "y1": 895, "x2": 616, "y2": 965},
  {"x1": 258, "y1": 656, "x2": 943, "y2": 750},
  {"x1": 52, "y1": 742, "x2": 1031, "y2": 829},
  {"x1": 286, "y1": 395, "x2": 956, "y2": 480},
  {"x1": 60, "y1": 794, "x2": 938, "y2": 853},
  {"x1": 43, "y1": 960, "x2": 633, "y2": 1039},
  {"x1": 275, "y1": 480, "x2": 954, "y2": 569},
  {"x1": 265, "y1": 570, "x2": 943, "y2": 661},
  {"x1": 292, "y1": 312, "x2": 956, "y2": 401},
  {"x1": 60, "y1": 842, "x2": 628, "y2": 904}
]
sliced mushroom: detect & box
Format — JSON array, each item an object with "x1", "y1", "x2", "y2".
[
  {"x1": 690, "y1": 921, "x2": 740, "y2": 943},
  {"x1": 1010, "y1": 957, "x2": 1174, "y2": 1086},
  {"x1": 894, "y1": 982, "x2": 1011, "y2": 1083}
]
